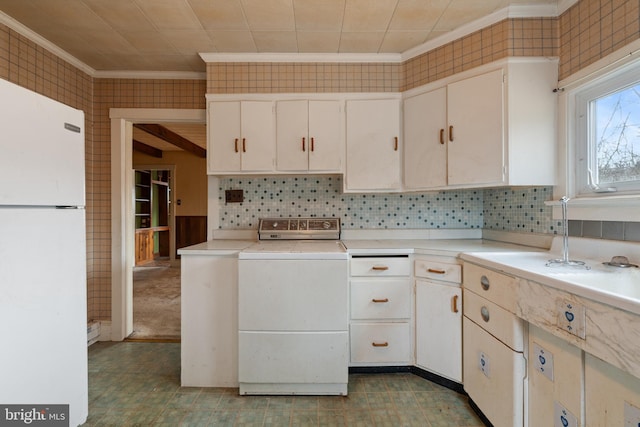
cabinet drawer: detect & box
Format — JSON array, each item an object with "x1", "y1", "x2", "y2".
[
  {"x1": 464, "y1": 289, "x2": 525, "y2": 352},
  {"x1": 350, "y1": 278, "x2": 411, "y2": 320},
  {"x1": 350, "y1": 323, "x2": 411, "y2": 364},
  {"x1": 463, "y1": 262, "x2": 518, "y2": 313},
  {"x1": 350, "y1": 257, "x2": 410, "y2": 277},
  {"x1": 414, "y1": 258, "x2": 461, "y2": 283}
]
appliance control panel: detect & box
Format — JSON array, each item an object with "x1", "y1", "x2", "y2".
[{"x1": 258, "y1": 217, "x2": 340, "y2": 240}]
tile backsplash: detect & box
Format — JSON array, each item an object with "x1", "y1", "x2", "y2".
[
  {"x1": 219, "y1": 176, "x2": 484, "y2": 229},
  {"x1": 218, "y1": 177, "x2": 563, "y2": 234}
]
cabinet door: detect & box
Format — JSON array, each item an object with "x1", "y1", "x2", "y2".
[
  {"x1": 415, "y1": 280, "x2": 462, "y2": 382},
  {"x1": 240, "y1": 101, "x2": 275, "y2": 172},
  {"x1": 404, "y1": 88, "x2": 447, "y2": 189},
  {"x1": 447, "y1": 69, "x2": 504, "y2": 186},
  {"x1": 528, "y1": 325, "x2": 583, "y2": 427},
  {"x1": 585, "y1": 353, "x2": 640, "y2": 426},
  {"x1": 276, "y1": 100, "x2": 309, "y2": 171},
  {"x1": 208, "y1": 101, "x2": 241, "y2": 172},
  {"x1": 345, "y1": 99, "x2": 401, "y2": 191},
  {"x1": 308, "y1": 100, "x2": 342, "y2": 172}
]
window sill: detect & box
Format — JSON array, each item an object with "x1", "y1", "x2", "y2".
[{"x1": 545, "y1": 195, "x2": 640, "y2": 221}]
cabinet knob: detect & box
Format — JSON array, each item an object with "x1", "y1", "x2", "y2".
[
  {"x1": 372, "y1": 298, "x2": 389, "y2": 303},
  {"x1": 481, "y1": 306, "x2": 490, "y2": 322},
  {"x1": 372, "y1": 342, "x2": 389, "y2": 347},
  {"x1": 480, "y1": 275, "x2": 490, "y2": 290}
]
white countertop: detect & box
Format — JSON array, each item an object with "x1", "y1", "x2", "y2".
[
  {"x1": 239, "y1": 240, "x2": 348, "y2": 260},
  {"x1": 342, "y1": 238, "x2": 537, "y2": 256},
  {"x1": 177, "y1": 239, "x2": 255, "y2": 255},
  {"x1": 461, "y1": 250, "x2": 640, "y2": 315}
]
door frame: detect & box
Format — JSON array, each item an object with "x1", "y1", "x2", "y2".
[{"x1": 110, "y1": 108, "x2": 205, "y2": 341}]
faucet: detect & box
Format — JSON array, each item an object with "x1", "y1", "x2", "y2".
[{"x1": 546, "y1": 196, "x2": 590, "y2": 269}]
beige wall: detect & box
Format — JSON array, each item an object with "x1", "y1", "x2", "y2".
[
  {"x1": 1, "y1": 0, "x2": 639, "y2": 323},
  {"x1": 133, "y1": 151, "x2": 207, "y2": 217}
]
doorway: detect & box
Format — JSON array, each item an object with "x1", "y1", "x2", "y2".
[
  {"x1": 130, "y1": 166, "x2": 180, "y2": 340},
  {"x1": 110, "y1": 108, "x2": 206, "y2": 341}
]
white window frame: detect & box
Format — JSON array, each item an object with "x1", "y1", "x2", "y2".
[
  {"x1": 575, "y1": 62, "x2": 640, "y2": 196},
  {"x1": 553, "y1": 39, "x2": 640, "y2": 221}
]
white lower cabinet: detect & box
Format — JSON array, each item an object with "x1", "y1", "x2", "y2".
[
  {"x1": 180, "y1": 254, "x2": 239, "y2": 387},
  {"x1": 585, "y1": 353, "x2": 640, "y2": 426},
  {"x1": 414, "y1": 256, "x2": 462, "y2": 382},
  {"x1": 350, "y1": 323, "x2": 412, "y2": 364},
  {"x1": 463, "y1": 316, "x2": 525, "y2": 427},
  {"x1": 349, "y1": 255, "x2": 411, "y2": 366},
  {"x1": 528, "y1": 324, "x2": 583, "y2": 427}
]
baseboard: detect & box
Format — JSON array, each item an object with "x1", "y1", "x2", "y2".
[{"x1": 348, "y1": 365, "x2": 465, "y2": 395}]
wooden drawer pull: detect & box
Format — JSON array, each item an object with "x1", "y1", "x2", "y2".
[
  {"x1": 372, "y1": 266, "x2": 389, "y2": 271},
  {"x1": 439, "y1": 128, "x2": 445, "y2": 144},
  {"x1": 394, "y1": 136, "x2": 398, "y2": 151},
  {"x1": 372, "y1": 342, "x2": 389, "y2": 347},
  {"x1": 311, "y1": 137, "x2": 315, "y2": 152},
  {"x1": 242, "y1": 138, "x2": 246, "y2": 152},
  {"x1": 427, "y1": 268, "x2": 446, "y2": 274},
  {"x1": 451, "y1": 294, "x2": 459, "y2": 313},
  {"x1": 234, "y1": 138, "x2": 239, "y2": 153},
  {"x1": 302, "y1": 137, "x2": 306, "y2": 152},
  {"x1": 449, "y1": 125, "x2": 454, "y2": 142},
  {"x1": 372, "y1": 298, "x2": 389, "y2": 303}
]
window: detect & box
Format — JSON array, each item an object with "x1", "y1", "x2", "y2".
[{"x1": 575, "y1": 59, "x2": 640, "y2": 196}]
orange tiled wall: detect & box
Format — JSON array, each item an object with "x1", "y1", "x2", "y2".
[
  {"x1": 0, "y1": 25, "x2": 97, "y2": 319},
  {"x1": 205, "y1": 18, "x2": 559, "y2": 94},
  {"x1": 558, "y1": 0, "x2": 640, "y2": 80},
  {"x1": 92, "y1": 79, "x2": 206, "y2": 319},
  {"x1": 2, "y1": 0, "x2": 639, "y2": 324}
]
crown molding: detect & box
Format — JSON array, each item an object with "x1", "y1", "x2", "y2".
[
  {"x1": 199, "y1": 52, "x2": 402, "y2": 64},
  {"x1": 0, "y1": 10, "x2": 95, "y2": 76}
]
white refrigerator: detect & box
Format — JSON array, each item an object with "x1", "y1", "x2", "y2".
[{"x1": 0, "y1": 78, "x2": 88, "y2": 426}]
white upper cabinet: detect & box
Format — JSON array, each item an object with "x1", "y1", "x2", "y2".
[
  {"x1": 345, "y1": 98, "x2": 401, "y2": 192},
  {"x1": 447, "y1": 69, "x2": 504, "y2": 186},
  {"x1": 403, "y1": 58, "x2": 558, "y2": 190},
  {"x1": 403, "y1": 87, "x2": 448, "y2": 189},
  {"x1": 208, "y1": 101, "x2": 275, "y2": 173},
  {"x1": 276, "y1": 100, "x2": 343, "y2": 172}
]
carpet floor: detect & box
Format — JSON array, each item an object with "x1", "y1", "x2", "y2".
[{"x1": 130, "y1": 260, "x2": 181, "y2": 341}]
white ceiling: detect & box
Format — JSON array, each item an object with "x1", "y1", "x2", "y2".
[{"x1": 0, "y1": 0, "x2": 564, "y2": 74}]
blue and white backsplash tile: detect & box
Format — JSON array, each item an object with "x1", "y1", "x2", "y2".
[
  {"x1": 218, "y1": 176, "x2": 484, "y2": 230},
  {"x1": 218, "y1": 176, "x2": 558, "y2": 234},
  {"x1": 483, "y1": 186, "x2": 561, "y2": 234}
]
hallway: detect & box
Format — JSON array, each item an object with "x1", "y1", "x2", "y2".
[{"x1": 129, "y1": 260, "x2": 181, "y2": 341}]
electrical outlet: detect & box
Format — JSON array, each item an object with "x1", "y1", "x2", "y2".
[
  {"x1": 225, "y1": 189, "x2": 243, "y2": 203},
  {"x1": 533, "y1": 342, "x2": 554, "y2": 382}
]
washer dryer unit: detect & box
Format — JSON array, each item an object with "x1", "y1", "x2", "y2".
[{"x1": 238, "y1": 218, "x2": 349, "y2": 395}]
